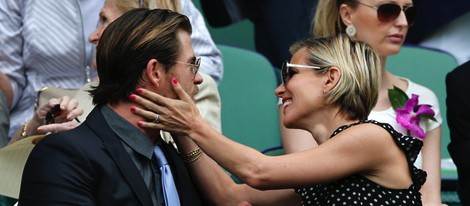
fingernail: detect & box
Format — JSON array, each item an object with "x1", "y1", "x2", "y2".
[
  {"x1": 129, "y1": 94, "x2": 136, "y2": 100},
  {"x1": 136, "y1": 88, "x2": 143, "y2": 94},
  {"x1": 130, "y1": 106, "x2": 136, "y2": 112},
  {"x1": 137, "y1": 121, "x2": 142, "y2": 126},
  {"x1": 172, "y1": 77, "x2": 178, "y2": 84}
]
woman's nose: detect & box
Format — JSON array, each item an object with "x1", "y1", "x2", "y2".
[
  {"x1": 88, "y1": 27, "x2": 102, "y2": 45},
  {"x1": 274, "y1": 83, "x2": 285, "y2": 98}
]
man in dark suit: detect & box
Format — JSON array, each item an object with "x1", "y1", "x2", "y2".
[
  {"x1": 19, "y1": 9, "x2": 206, "y2": 205},
  {"x1": 446, "y1": 60, "x2": 470, "y2": 205}
]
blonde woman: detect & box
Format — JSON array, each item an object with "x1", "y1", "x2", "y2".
[{"x1": 281, "y1": 0, "x2": 444, "y2": 205}]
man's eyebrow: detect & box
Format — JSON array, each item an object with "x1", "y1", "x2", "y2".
[{"x1": 182, "y1": 56, "x2": 196, "y2": 64}]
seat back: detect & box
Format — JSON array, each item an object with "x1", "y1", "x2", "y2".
[
  {"x1": 386, "y1": 45, "x2": 458, "y2": 158},
  {"x1": 217, "y1": 45, "x2": 281, "y2": 152}
]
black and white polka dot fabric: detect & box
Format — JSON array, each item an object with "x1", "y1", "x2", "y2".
[{"x1": 295, "y1": 120, "x2": 426, "y2": 206}]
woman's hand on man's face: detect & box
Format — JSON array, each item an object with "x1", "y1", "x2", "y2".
[{"x1": 130, "y1": 78, "x2": 201, "y2": 136}]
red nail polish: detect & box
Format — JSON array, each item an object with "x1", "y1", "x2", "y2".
[
  {"x1": 172, "y1": 77, "x2": 178, "y2": 84},
  {"x1": 130, "y1": 106, "x2": 136, "y2": 112},
  {"x1": 129, "y1": 94, "x2": 136, "y2": 100},
  {"x1": 137, "y1": 121, "x2": 142, "y2": 126},
  {"x1": 136, "y1": 88, "x2": 143, "y2": 94}
]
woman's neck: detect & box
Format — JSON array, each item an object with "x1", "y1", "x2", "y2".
[
  {"x1": 308, "y1": 110, "x2": 358, "y2": 144},
  {"x1": 374, "y1": 55, "x2": 408, "y2": 111}
]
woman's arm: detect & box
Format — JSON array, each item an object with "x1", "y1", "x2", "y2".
[
  {"x1": 131, "y1": 84, "x2": 411, "y2": 190},
  {"x1": 174, "y1": 136, "x2": 300, "y2": 206},
  {"x1": 0, "y1": 72, "x2": 13, "y2": 107},
  {"x1": 420, "y1": 126, "x2": 445, "y2": 206},
  {"x1": 0, "y1": 1, "x2": 26, "y2": 107}
]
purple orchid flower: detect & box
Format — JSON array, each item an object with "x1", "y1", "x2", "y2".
[{"x1": 395, "y1": 94, "x2": 435, "y2": 139}]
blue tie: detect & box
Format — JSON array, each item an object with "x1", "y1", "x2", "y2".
[{"x1": 154, "y1": 146, "x2": 181, "y2": 206}]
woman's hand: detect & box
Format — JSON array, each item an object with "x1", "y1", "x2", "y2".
[
  {"x1": 8, "y1": 96, "x2": 83, "y2": 145},
  {"x1": 32, "y1": 96, "x2": 83, "y2": 134},
  {"x1": 130, "y1": 78, "x2": 202, "y2": 137}
]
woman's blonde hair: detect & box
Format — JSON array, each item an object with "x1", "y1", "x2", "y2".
[
  {"x1": 290, "y1": 34, "x2": 381, "y2": 120},
  {"x1": 113, "y1": 0, "x2": 181, "y2": 13},
  {"x1": 312, "y1": 0, "x2": 358, "y2": 37}
]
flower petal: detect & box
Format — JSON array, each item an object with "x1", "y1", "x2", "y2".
[
  {"x1": 406, "y1": 94, "x2": 419, "y2": 109},
  {"x1": 406, "y1": 117, "x2": 426, "y2": 138},
  {"x1": 396, "y1": 111, "x2": 414, "y2": 131},
  {"x1": 397, "y1": 94, "x2": 418, "y2": 113},
  {"x1": 415, "y1": 104, "x2": 435, "y2": 116},
  {"x1": 411, "y1": 122, "x2": 426, "y2": 138}
]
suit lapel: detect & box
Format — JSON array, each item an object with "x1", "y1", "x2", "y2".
[{"x1": 85, "y1": 107, "x2": 153, "y2": 206}]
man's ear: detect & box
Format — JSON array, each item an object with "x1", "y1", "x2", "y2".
[
  {"x1": 145, "y1": 59, "x2": 162, "y2": 87},
  {"x1": 324, "y1": 67, "x2": 341, "y2": 92},
  {"x1": 339, "y1": 4, "x2": 354, "y2": 26}
]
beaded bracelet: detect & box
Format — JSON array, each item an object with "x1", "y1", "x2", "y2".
[{"x1": 181, "y1": 147, "x2": 203, "y2": 164}]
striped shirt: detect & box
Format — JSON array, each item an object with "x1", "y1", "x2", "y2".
[
  {"x1": 0, "y1": 0, "x2": 223, "y2": 138},
  {"x1": 181, "y1": 0, "x2": 224, "y2": 83},
  {"x1": 0, "y1": 0, "x2": 103, "y2": 137}
]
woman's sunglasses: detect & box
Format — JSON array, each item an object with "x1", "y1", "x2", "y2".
[
  {"x1": 357, "y1": 2, "x2": 417, "y2": 26},
  {"x1": 281, "y1": 61, "x2": 324, "y2": 85}
]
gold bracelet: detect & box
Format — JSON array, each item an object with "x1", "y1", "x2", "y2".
[
  {"x1": 181, "y1": 147, "x2": 203, "y2": 164},
  {"x1": 20, "y1": 121, "x2": 30, "y2": 139}
]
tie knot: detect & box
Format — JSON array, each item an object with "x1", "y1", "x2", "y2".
[{"x1": 154, "y1": 146, "x2": 168, "y2": 167}]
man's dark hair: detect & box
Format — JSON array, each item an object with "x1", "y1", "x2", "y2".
[{"x1": 91, "y1": 8, "x2": 192, "y2": 105}]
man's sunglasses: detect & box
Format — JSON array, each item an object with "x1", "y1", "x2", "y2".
[
  {"x1": 281, "y1": 61, "x2": 325, "y2": 85},
  {"x1": 174, "y1": 57, "x2": 201, "y2": 79},
  {"x1": 357, "y1": 2, "x2": 417, "y2": 26}
]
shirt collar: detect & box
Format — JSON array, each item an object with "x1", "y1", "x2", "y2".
[{"x1": 100, "y1": 106, "x2": 157, "y2": 159}]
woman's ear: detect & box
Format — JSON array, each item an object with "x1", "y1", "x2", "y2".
[
  {"x1": 144, "y1": 59, "x2": 161, "y2": 87},
  {"x1": 324, "y1": 67, "x2": 341, "y2": 92},
  {"x1": 339, "y1": 4, "x2": 354, "y2": 25}
]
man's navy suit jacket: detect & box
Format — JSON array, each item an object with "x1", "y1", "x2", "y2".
[
  {"x1": 446, "y1": 61, "x2": 470, "y2": 205},
  {"x1": 19, "y1": 106, "x2": 206, "y2": 205}
]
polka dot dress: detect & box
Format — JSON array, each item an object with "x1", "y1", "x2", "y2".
[{"x1": 295, "y1": 120, "x2": 426, "y2": 206}]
